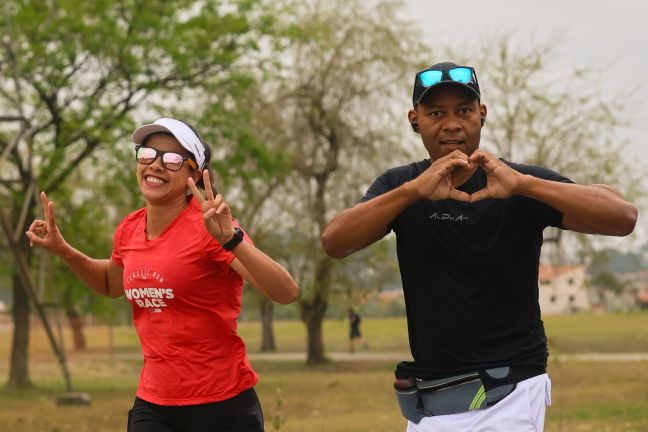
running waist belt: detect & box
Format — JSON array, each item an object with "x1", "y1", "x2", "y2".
[{"x1": 394, "y1": 366, "x2": 543, "y2": 423}]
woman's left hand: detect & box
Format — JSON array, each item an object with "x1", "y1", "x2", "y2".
[{"x1": 188, "y1": 170, "x2": 235, "y2": 245}]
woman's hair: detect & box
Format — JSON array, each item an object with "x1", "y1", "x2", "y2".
[
  {"x1": 141, "y1": 121, "x2": 218, "y2": 197},
  {"x1": 180, "y1": 121, "x2": 218, "y2": 197}
]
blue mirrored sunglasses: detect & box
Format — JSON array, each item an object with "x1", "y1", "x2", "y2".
[{"x1": 418, "y1": 67, "x2": 474, "y2": 87}]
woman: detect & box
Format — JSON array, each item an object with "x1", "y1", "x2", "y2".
[{"x1": 26, "y1": 117, "x2": 300, "y2": 432}]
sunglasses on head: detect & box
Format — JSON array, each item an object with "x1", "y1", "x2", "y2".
[
  {"x1": 135, "y1": 145, "x2": 198, "y2": 171},
  {"x1": 417, "y1": 66, "x2": 475, "y2": 88}
]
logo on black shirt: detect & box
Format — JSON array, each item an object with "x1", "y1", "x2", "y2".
[{"x1": 429, "y1": 212, "x2": 469, "y2": 222}]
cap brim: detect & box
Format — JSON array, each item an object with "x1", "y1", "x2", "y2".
[
  {"x1": 132, "y1": 124, "x2": 172, "y2": 144},
  {"x1": 131, "y1": 118, "x2": 207, "y2": 170},
  {"x1": 416, "y1": 81, "x2": 480, "y2": 106}
]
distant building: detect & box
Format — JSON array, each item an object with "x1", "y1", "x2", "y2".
[
  {"x1": 638, "y1": 289, "x2": 648, "y2": 309},
  {"x1": 538, "y1": 264, "x2": 589, "y2": 314}
]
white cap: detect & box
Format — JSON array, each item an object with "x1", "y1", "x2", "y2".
[{"x1": 132, "y1": 118, "x2": 206, "y2": 170}]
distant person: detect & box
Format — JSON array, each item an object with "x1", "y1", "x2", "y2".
[
  {"x1": 321, "y1": 62, "x2": 637, "y2": 431},
  {"x1": 27, "y1": 118, "x2": 300, "y2": 432},
  {"x1": 348, "y1": 308, "x2": 363, "y2": 353}
]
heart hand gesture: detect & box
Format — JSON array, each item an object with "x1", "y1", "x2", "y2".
[
  {"x1": 469, "y1": 151, "x2": 524, "y2": 202},
  {"x1": 188, "y1": 170, "x2": 235, "y2": 245},
  {"x1": 414, "y1": 150, "x2": 473, "y2": 202}
]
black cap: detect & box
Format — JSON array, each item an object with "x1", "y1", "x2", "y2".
[{"x1": 412, "y1": 62, "x2": 480, "y2": 107}]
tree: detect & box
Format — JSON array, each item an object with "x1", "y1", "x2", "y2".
[
  {"x1": 46, "y1": 165, "x2": 139, "y2": 350},
  {"x1": 469, "y1": 34, "x2": 643, "y2": 249},
  {"x1": 173, "y1": 79, "x2": 294, "y2": 351},
  {"x1": 0, "y1": 0, "x2": 277, "y2": 388},
  {"x1": 248, "y1": 0, "x2": 422, "y2": 363}
]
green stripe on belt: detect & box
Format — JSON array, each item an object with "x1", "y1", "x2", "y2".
[{"x1": 469, "y1": 385, "x2": 486, "y2": 410}]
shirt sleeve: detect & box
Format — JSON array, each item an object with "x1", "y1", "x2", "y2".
[
  {"x1": 358, "y1": 170, "x2": 400, "y2": 233},
  {"x1": 519, "y1": 164, "x2": 574, "y2": 229},
  {"x1": 110, "y1": 220, "x2": 125, "y2": 267},
  {"x1": 359, "y1": 170, "x2": 394, "y2": 203}
]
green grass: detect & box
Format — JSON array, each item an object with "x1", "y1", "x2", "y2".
[
  {"x1": 0, "y1": 313, "x2": 647, "y2": 431},
  {"x1": 0, "y1": 358, "x2": 647, "y2": 432},
  {"x1": 543, "y1": 313, "x2": 648, "y2": 353},
  {"x1": 238, "y1": 316, "x2": 411, "y2": 354},
  {"x1": 7, "y1": 312, "x2": 647, "y2": 359},
  {"x1": 240, "y1": 312, "x2": 648, "y2": 354}
]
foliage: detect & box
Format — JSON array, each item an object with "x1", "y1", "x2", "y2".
[
  {"x1": 241, "y1": 0, "x2": 422, "y2": 361},
  {"x1": 1, "y1": 0, "x2": 641, "y2": 379},
  {"x1": 1, "y1": 0, "x2": 276, "y2": 192},
  {"x1": 0, "y1": 0, "x2": 283, "y2": 386},
  {"x1": 45, "y1": 165, "x2": 134, "y2": 323},
  {"x1": 588, "y1": 247, "x2": 648, "y2": 275},
  {"x1": 468, "y1": 34, "x2": 644, "y2": 252},
  {"x1": 467, "y1": 34, "x2": 638, "y2": 187},
  {"x1": 267, "y1": 387, "x2": 287, "y2": 431},
  {"x1": 590, "y1": 271, "x2": 623, "y2": 294}
]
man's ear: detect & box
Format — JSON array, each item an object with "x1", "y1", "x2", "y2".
[
  {"x1": 479, "y1": 103, "x2": 487, "y2": 124},
  {"x1": 408, "y1": 109, "x2": 418, "y2": 132}
]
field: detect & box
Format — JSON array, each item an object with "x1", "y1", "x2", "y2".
[{"x1": 1, "y1": 313, "x2": 647, "y2": 432}]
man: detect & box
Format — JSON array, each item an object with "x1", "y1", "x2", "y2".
[
  {"x1": 348, "y1": 308, "x2": 363, "y2": 353},
  {"x1": 320, "y1": 62, "x2": 637, "y2": 431}
]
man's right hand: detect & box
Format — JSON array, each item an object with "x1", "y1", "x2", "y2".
[
  {"x1": 410, "y1": 151, "x2": 472, "y2": 201},
  {"x1": 25, "y1": 191, "x2": 70, "y2": 257}
]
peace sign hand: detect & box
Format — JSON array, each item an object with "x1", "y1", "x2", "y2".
[
  {"x1": 25, "y1": 192, "x2": 69, "y2": 256},
  {"x1": 188, "y1": 170, "x2": 235, "y2": 245}
]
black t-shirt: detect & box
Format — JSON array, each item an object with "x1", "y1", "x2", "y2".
[{"x1": 361, "y1": 159, "x2": 572, "y2": 378}]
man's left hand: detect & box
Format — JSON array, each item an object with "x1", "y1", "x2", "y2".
[{"x1": 469, "y1": 150, "x2": 525, "y2": 201}]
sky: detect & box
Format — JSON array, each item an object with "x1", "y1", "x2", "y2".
[{"x1": 404, "y1": 0, "x2": 647, "y2": 248}]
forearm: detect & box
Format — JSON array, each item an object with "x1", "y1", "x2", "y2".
[
  {"x1": 58, "y1": 244, "x2": 122, "y2": 298},
  {"x1": 517, "y1": 176, "x2": 637, "y2": 236},
  {"x1": 231, "y1": 241, "x2": 299, "y2": 304},
  {"x1": 321, "y1": 181, "x2": 420, "y2": 258}
]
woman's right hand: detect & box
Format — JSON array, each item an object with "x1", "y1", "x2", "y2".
[{"x1": 25, "y1": 192, "x2": 69, "y2": 256}]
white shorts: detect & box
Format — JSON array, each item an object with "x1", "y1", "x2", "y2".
[{"x1": 405, "y1": 373, "x2": 552, "y2": 432}]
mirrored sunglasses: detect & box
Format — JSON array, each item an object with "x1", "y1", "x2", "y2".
[
  {"x1": 135, "y1": 145, "x2": 197, "y2": 171},
  {"x1": 418, "y1": 67, "x2": 474, "y2": 88}
]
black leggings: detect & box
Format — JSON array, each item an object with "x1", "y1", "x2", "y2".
[{"x1": 127, "y1": 388, "x2": 264, "y2": 432}]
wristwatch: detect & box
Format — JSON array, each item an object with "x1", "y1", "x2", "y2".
[{"x1": 222, "y1": 227, "x2": 244, "y2": 251}]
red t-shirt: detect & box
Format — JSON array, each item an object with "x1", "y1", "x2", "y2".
[{"x1": 111, "y1": 196, "x2": 259, "y2": 405}]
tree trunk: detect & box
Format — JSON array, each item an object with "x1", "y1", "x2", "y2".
[
  {"x1": 7, "y1": 271, "x2": 32, "y2": 388},
  {"x1": 3, "y1": 203, "x2": 72, "y2": 390},
  {"x1": 301, "y1": 298, "x2": 328, "y2": 364},
  {"x1": 299, "y1": 249, "x2": 333, "y2": 365},
  {"x1": 259, "y1": 297, "x2": 276, "y2": 352},
  {"x1": 65, "y1": 306, "x2": 86, "y2": 351},
  {"x1": 5, "y1": 181, "x2": 35, "y2": 389}
]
